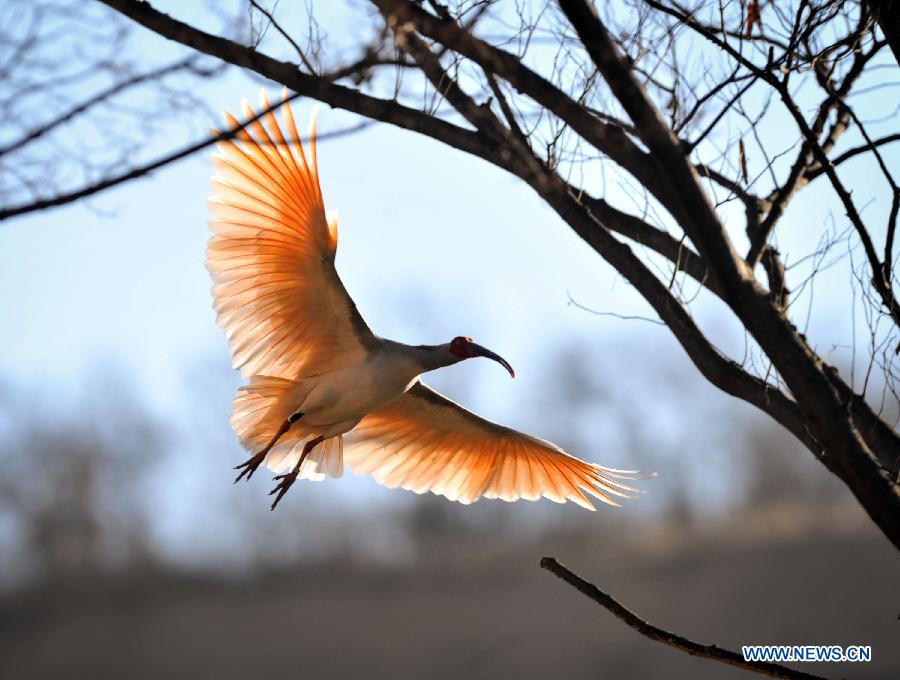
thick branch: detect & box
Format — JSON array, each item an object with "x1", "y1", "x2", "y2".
[
  {"x1": 540, "y1": 557, "x2": 827, "y2": 680},
  {"x1": 576, "y1": 192, "x2": 723, "y2": 299},
  {"x1": 378, "y1": 10, "x2": 502, "y2": 134},
  {"x1": 868, "y1": 0, "x2": 900, "y2": 65},
  {"x1": 558, "y1": 0, "x2": 900, "y2": 547},
  {"x1": 558, "y1": 0, "x2": 751, "y2": 293},
  {"x1": 371, "y1": 0, "x2": 680, "y2": 209},
  {"x1": 532, "y1": 174, "x2": 821, "y2": 458},
  {"x1": 97, "y1": 0, "x2": 497, "y2": 163}
]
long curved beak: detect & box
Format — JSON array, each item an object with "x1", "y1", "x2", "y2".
[{"x1": 471, "y1": 343, "x2": 515, "y2": 378}]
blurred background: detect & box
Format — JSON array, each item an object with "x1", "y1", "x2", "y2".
[{"x1": 1, "y1": 1, "x2": 898, "y2": 678}]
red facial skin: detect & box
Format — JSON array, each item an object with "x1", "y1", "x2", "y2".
[
  {"x1": 449, "y1": 336, "x2": 476, "y2": 358},
  {"x1": 449, "y1": 336, "x2": 515, "y2": 377}
]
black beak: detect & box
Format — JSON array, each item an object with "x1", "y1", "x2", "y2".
[{"x1": 471, "y1": 343, "x2": 515, "y2": 378}]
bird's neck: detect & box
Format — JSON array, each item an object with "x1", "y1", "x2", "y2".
[{"x1": 394, "y1": 342, "x2": 459, "y2": 377}]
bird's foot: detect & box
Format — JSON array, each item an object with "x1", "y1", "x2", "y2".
[
  {"x1": 234, "y1": 451, "x2": 267, "y2": 483},
  {"x1": 267, "y1": 434, "x2": 322, "y2": 510},
  {"x1": 234, "y1": 419, "x2": 295, "y2": 484},
  {"x1": 269, "y1": 469, "x2": 299, "y2": 510}
]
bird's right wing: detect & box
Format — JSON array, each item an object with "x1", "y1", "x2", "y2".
[
  {"x1": 344, "y1": 381, "x2": 641, "y2": 509},
  {"x1": 207, "y1": 93, "x2": 375, "y2": 379}
]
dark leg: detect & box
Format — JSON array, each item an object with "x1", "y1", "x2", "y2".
[
  {"x1": 268, "y1": 435, "x2": 324, "y2": 510},
  {"x1": 234, "y1": 411, "x2": 304, "y2": 483}
]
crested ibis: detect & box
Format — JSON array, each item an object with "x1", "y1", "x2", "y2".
[{"x1": 207, "y1": 92, "x2": 644, "y2": 511}]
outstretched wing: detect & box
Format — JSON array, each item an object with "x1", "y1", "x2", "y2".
[
  {"x1": 344, "y1": 381, "x2": 642, "y2": 509},
  {"x1": 207, "y1": 92, "x2": 375, "y2": 379}
]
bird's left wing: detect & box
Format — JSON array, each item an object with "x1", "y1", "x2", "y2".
[
  {"x1": 344, "y1": 381, "x2": 641, "y2": 509},
  {"x1": 207, "y1": 93, "x2": 375, "y2": 379}
]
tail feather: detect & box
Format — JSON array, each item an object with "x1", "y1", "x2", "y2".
[{"x1": 230, "y1": 375, "x2": 306, "y2": 450}]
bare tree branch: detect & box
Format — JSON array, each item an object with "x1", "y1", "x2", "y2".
[
  {"x1": 540, "y1": 557, "x2": 828, "y2": 680},
  {"x1": 247, "y1": 0, "x2": 316, "y2": 73},
  {"x1": 96, "y1": 0, "x2": 501, "y2": 162},
  {"x1": 0, "y1": 99, "x2": 369, "y2": 221},
  {"x1": 806, "y1": 132, "x2": 900, "y2": 180},
  {"x1": 558, "y1": 0, "x2": 900, "y2": 545},
  {"x1": 867, "y1": 0, "x2": 900, "y2": 64},
  {"x1": 647, "y1": 0, "x2": 900, "y2": 336},
  {"x1": 0, "y1": 56, "x2": 217, "y2": 158},
  {"x1": 370, "y1": 0, "x2": 680, "y2": 208}
]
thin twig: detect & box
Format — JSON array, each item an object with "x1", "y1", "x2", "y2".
[
  {"x1": 0, "y1": 57, "x2": 215, "y2": 158},
  {"x1": 248, "y1": 0, "x2": 316, "y2": 72}
]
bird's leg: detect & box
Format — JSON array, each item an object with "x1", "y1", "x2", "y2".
[
  {"x1": 234, "y1": 411, "x2": 304, "y2": 483},
  {"x1": 269, "y1": 434, "x2": 324, "y2": 510}
]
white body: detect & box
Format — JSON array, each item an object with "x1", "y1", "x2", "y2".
[{"x1": 293, "y1": 341, "x2": 454, "y2": 437}]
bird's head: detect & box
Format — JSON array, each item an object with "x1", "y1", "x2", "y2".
[{"x1": 448, "y1": 336, "x2": 515, "y2": 378}]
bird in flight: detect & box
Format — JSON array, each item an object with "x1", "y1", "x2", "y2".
[{"x1": 207, "y1": 92, "x2": 643, "y2": 511}]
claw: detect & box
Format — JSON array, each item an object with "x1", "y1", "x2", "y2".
[
  {"x1": 234, "y1": 419, "x2": 294, "y2": 484},
  {"x1": 269, "y1": 471, "x2": 298, "y2": 510},
  {"x1": 266, "y1": 434, "x2": 324, "y2": 511},
  {"x1": 234, "y1": 451, "x2": 267, "y2": 483}
]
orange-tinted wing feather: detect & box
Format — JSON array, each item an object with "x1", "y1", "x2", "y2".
[
  {"x1": 207, "y1": 92, "x2": 374, "y2": 379},
  {"x1": 344, "y1": 381, "x2": 641, "y2": 509}
]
